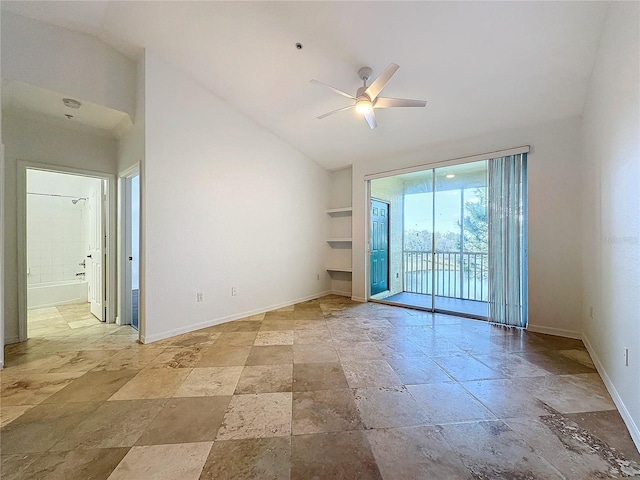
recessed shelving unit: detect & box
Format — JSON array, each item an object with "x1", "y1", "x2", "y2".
[{"x1": 325, "y1": 206, "x2": 352, "y2": 281}]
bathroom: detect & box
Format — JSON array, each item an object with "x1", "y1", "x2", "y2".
[{"x1": 26, "y1": 169, "x2": 104, "y2": 330}]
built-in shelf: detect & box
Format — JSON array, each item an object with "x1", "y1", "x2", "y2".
[
  {"x1": 326, "y1": 238, "x2": 352, "y2": 243},
  {"x1": 326, "y1": 207, "x2": 353, "y2": 215},
  {"x1": 326, "y1": 266, "x2": 353, "y2": 273}
]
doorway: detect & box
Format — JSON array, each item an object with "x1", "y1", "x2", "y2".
[
  {"x1": 24, "y1": 169, "x2": 106, "y2": 337},
  {"x1": 17, "y1": 162, "x2": 117, "y2": 342},
  {"x1": 370, "y1": 199, "x2": 389, "y2": 296},
  {"x1": 368, "y1": 159, "x2": 498, "y2": 319},
  {"x1": 122, "y1": 172, "x2": 140, "y2": 330}
]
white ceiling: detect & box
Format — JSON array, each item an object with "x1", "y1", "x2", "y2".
[{"x1": 2, "y1": 1, "x2": 610, "y2": 170}]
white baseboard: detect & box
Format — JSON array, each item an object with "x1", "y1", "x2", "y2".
[
  {"x1": 141, "y1": 290, "x2": 331, "y2": 344},
  {"x1": 351, "y1": 296, "x2": 367, "y2": 303},
  {"x1": 526, "y1": 324, "x2": 582, "y2": 340},
  {"x1": 582, "y1": 334, "x2": 640, "y2": 452},
  {"x1": 4, "y1": 336, "x2": 20, "y2": 345},
  {"x1": 330, "y1": 290, "x2": 352, "y2": 297}
]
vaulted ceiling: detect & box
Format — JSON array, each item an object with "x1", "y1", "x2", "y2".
[{"x1": 2, "y1": 1, "x2": 610, "y2": 170}]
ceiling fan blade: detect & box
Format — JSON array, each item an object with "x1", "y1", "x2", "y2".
[
  {"x1": 364, "y1": 63, "x2": 400, "y2": 100},
  {"x1": 310, "y1": 79, "x2": 355, "y2": 99},
  {"x1": 364, "y1": 110, "x2": 377, "y2": 129},
  {"x1": 374, "y1": 97, "x2": 427, "y2": 108},
  {"x1": 317, "y1": 105, "x2": 354, "y2": 120}
]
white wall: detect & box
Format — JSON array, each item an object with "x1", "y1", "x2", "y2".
[
  {"x1": 352, "y1": 117, "x2": 584, "y2": 338},
  {"x1": 1, "y1": 11, "x2": 135, "y2": 117},
  {"x1": 1, "y1": 114, "x2": 117, "y2": 343},
  {"x1": 142, "y1": 52, "x2": 330, "y2": 342},
  {"x1": 581, "y1": 2, "x2": 640, "y2": 448}
]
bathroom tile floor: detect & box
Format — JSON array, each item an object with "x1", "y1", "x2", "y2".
[{"x1": 2, "y1": 296, "x2": 639, "y2": 479}]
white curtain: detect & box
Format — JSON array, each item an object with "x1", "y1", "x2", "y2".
[{"x1": 487, "y1": 153, "x2": 528, "y2": 327}]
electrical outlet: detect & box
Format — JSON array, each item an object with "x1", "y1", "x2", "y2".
[
  {"x1": 196, "y1": 292, "x2": 204, "y2": 302},
  {"x1": 231, "y1": 286, "x2": 238, "y2": 296},
  {"x1": 625, "y1": 348, "x2": 629, "y2": 367}
]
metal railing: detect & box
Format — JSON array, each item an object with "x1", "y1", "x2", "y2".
[{"x1": 403, "y1": 251, "x2": 488, "y2": 301}]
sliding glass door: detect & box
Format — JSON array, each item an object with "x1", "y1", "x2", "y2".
[
  {"x1": 433, "y1": 162, "x2": 488, "y2": 317},
  {"x1": 369, "y1": 159, "x2": 502, "y2": 320}
]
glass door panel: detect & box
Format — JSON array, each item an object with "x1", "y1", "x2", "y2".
[{"x1": 433, "y1": 162, "x2": 488, "y2": 317}]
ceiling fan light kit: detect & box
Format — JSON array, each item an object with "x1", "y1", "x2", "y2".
[{"x1": 311, "y1": 63, "x2": 427, "y2": 129}]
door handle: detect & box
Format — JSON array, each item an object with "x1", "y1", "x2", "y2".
[
  {"x1": 87, "y1": 254, "x2": 92, "y2": 258},
  {"x1": 128, "y1": 256, "x2": 133, "y2": 261}
]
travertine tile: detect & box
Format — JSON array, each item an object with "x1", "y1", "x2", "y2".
[
  {"x1": 43, "y1": 370, "x2": 138, "y2": 403},
  {"x1": 144, "y1": 346, "x2": 207, "y2": 369},
  {"x1": 173, "y1": 366, "x2": 243, "y2": 397},
  {"x1": 1, "y1": 372, "x2": 83, "y2": 405},
  {"x1": 216, "y1": 392, "x2": 292, "y2": 440},
  {"x1": 438, "y1": 420, "x2": 565, "y2": 479},
  {"x1": 293, "y1": 389, "x2": 363, "y2": 435},
  {"x1": 354, "y1": 386, "x2": 430, "y2": 429},
  {"x1": 291, "y1": 431, "x2": 382, "y2": 479},
  {"x1": 16, "y1": 448, "x2": 129, "y2": 480},
  {"x1": 235, "y1": 364, "x2": 293, "y2": 394},
  {"x1": 200, "y1": 437, "x2": 290, "y2": 480},
  {"x1": 293, "y1": 344, "x2": 339, "y2": 363},
  {"x1": 9, "y1": 300, "x2": 637, "y2": 480},
  {"x1": 245, "y1": 345, "x2": 293, "y2": 365},
  {"x1": 293, "y1": 363, "x2": 349, "y2": 391},
  {"x1": 385, "y1": 355, "x2": 452, "y2": 384},
  {"x1": 91, "y1": 348, "x2": 165, "y2": 371},
  {"x1": 335, "y1": 342, "x2": 383, "y2": 362},
  {"x1": 0, "y1": 402, "x2": 102, "y2": 454},
  {"x1": 254, "y1": 331, "x2": 294, "y2": 346},
  {"x1": 342, "y1": 360, "x2": 403, "y2": 388},
  {"x1": 505, "y1": 414, "x2": 640, "y2": 478},
  {"x1": 109, "y1": 368, "x2": 191, "y2": 400},
  {"x1": 106, "y1": 442, "x2": 213, "y2": 480},
  {"x1": 407, "y1": 383, "x2": 495, "y2": 424},
  {"x1": 51, "y1": 399, "x2": 167, "y2": 450},
  {"x1": 0, "y1": 404, "x2": 34, "y2": 427},
  {"x1": 512, "y1": 373, "x2": 616, "y2": 414},
  {"x1": 367, "y1": 426, "x2": 473, "y2": 479},
  {"x1": 431, "y1": 354, "x2": 504, "y2": 381},
  {"x1": 136, "y1": 396, "x2": 231, "y2": 445},
  {"x1": 197, "y1": 345, "x2": 251, "y2": 367}
]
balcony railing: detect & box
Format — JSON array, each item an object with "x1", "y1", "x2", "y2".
[{"x1": 403, "y1": 251, "x2": 488, "y2": 301}]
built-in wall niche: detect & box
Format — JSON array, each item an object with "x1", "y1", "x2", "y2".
[{"x1": 326, "y1": 207, "x2": 353, "y2": 296}]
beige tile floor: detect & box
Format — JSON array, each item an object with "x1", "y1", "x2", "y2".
[{"x1": 1, "y1": 297, "x2": 639, "y2": 479}]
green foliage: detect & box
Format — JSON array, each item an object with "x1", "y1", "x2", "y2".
[{"x1": 461, "y1": 188, "x2": 488, "y2": 252}]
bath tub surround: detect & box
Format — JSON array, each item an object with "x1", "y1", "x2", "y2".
[{"x1": 27, "y1": 279, "x2": 88, "y2": 309}]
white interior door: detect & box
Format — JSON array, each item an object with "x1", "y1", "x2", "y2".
[{"x1": 88, "y1": 182, "x2": 104, "y2": 320}]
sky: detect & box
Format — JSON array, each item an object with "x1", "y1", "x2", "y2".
[{"x1": 404, "y1": 190, "x2": 477, "y2": 234}]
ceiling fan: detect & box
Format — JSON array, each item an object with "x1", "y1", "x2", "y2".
[{"x1": 311, "y1": 63, "x2": 427, "y2": 129}]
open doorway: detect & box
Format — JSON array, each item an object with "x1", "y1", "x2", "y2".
[
  {"x1": 25, "y1": 169, "x2": 106, "y2": 336},
  {"x1": 367, "y1": 152, "x2": 528, "y2": 327},
  {"x1": 369, "y1": 160, "x2": 490, "y2": 319},
  {"x1": 120, "y1": 171, "x2": 140, "y2": 329}
]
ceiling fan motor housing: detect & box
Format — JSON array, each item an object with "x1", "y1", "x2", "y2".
[{"x1": 358, "y1": 67, "x2": 373, "y2": 82}]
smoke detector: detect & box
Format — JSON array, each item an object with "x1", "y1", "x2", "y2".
[{"x1": 62, "y1": 98, "x2": 81, "y2": 109}]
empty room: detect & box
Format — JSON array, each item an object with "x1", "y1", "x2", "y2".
[{"x1": 0, "y1": 1, "x2": 638, "y2": 479}]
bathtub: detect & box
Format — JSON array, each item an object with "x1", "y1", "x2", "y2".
[{"x1": 27, "y1": 279, "x2": 88, "y2": 309}]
